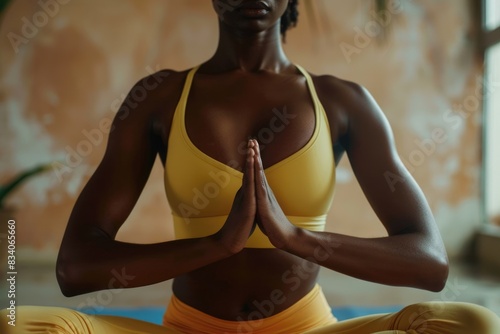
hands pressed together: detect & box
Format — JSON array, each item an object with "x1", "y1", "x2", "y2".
[{"x1": 215, "y1": 139, "x2": 298, "y2": 253}]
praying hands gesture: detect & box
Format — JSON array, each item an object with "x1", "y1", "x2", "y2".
[
  {"x1": 251, "y1": 139, "x2": 298, "y2": 249},
  {"x1": 214, "y1": 139, "x2": 299, "y2": 253}
]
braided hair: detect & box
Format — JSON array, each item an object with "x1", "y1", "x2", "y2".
[{"x1": 280, "y1": 0, "x2": 298, "y2": 41}]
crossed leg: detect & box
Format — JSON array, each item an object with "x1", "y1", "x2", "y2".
[{"x1": 1, "y1": 301, "x2": 499, "y2": 334}]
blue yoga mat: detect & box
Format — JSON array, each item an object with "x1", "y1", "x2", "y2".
[{"x1": 81, "y1": 305, "x2": 403, "y2": 325}]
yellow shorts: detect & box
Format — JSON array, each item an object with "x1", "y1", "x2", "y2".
[{"x1": 163, "y1": 284, "x2": 337, "y2": 333}]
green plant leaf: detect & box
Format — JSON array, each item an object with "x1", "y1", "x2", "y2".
[
  {"x1": 0, "y1": 164, "x2": 52, "y2": 209},
  {"x1": 376, "y1": 0, "x2": 388, "y2": 13},
  {"x1": 0, "y1": 0, "x2": 12, "y2": 14}
]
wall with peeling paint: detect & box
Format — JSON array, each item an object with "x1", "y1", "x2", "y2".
[{"x1": 0, "y1": 0, "x2": 482, "y2": 260}]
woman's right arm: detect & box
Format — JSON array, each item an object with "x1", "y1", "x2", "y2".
[{"x1": 56, "y1": 72, "x2": 256, "y2": 297}]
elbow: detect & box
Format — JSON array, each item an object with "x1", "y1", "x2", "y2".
[
  {"x1": 56, "y1": 255, "x2": 90, "y2": 297},
  {"x1": 56, "y1": 258, "x2": 79, "y2": 297},
  {"x1": 427, "y1": 263, "x2": 449, "y2": 292},
  {"x1": 56, "y1": 232, "x2": 109, "y2": 297},
  {"x1": 421, "y1": 253, "x2": 449, "y2": 292}
]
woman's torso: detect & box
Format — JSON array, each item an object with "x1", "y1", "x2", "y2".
[{"x1": 156, "y1": 64, "x2": 343, "y2": 320}]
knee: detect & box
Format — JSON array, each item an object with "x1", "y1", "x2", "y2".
[
  {"x1": 0, "y1": 305, "x2": 92, "y2": 334},
  {"x1": 449, "y1": 302, "x2": 500, "y2": 334},
  {"x1": 1, "y1": 306, "x2": 16, "y2": 322},
  {"x1": 400, "y1": 301, "x2": 500, "y2": 334},
  {"x1": 1, "y1": 306, "x2": 17, "y2": 333}
]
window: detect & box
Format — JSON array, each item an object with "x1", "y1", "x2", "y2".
[
  {"x1": 483, "y1": 0, "x2": 500, "y2": 226},
  {"x1": 484, "y1": 0, "x2": 500, "y2": 31},
  {"x1": 484, "y1": 44, "x2": 500, "y2": 225}
]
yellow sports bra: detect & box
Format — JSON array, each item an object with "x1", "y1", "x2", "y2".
[{"x1": 164, "y1": 65, "x2": 335, "y2": 248}]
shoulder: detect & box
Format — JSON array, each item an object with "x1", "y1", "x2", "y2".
[
  {"x1": 305, "y1": 71, "x2": 377, "y2": 144},
  {"x1": 113, "y1": 68, "x2": 191, "y2": 127},
  {"x1": 128, "y1": 68, "x2": 190, "y2": 113},
  {"x1": 305, "y1": 70, "x2": 392, "y2": 152},
  {"x1": 311, "y1": 71, "x2": 387, "y2": 123},
  {"x1": 309, "y1": 72, "x2": 374, "y2": 115}
]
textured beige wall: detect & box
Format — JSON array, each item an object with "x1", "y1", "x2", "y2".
[{"x1": 0, "y1": 0, "x2": 482, "y2": 260}]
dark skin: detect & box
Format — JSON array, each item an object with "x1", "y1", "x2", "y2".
[{"x1": 56, "y1": 0, "x2": 449, "y2": 321}]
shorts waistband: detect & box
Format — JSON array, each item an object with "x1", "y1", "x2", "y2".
[{"x1": 163, "y1": 284, "x2": 337, "y2": 334}]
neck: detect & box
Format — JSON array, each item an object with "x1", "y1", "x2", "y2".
[{"x1": 205, "y1": 21, "x2": 291, "y2": 73}]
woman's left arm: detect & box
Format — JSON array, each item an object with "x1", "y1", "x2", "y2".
[{"x1": 253, "y1": 82, "x2": 449, "y2": 292}]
